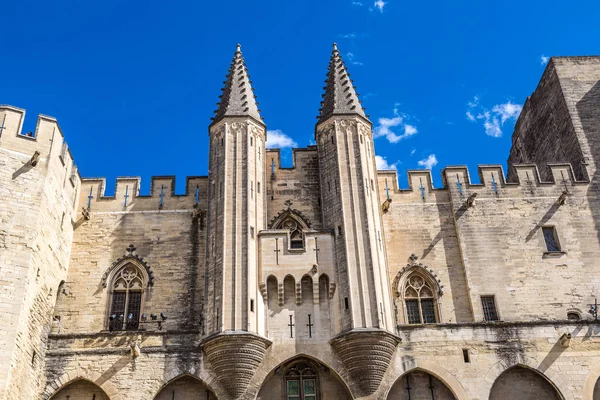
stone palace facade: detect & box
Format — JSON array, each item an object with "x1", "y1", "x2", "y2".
[{"x1": 1, "y1": 45, "x2": 600, "y2": 399}]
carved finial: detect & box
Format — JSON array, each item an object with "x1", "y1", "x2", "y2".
[
  {"x1": 236, "y1": 43, "x2": 241, "y2": 53},
  {"x1": 333, "y1": 42, "x2": 338, "y2": 51},
  {"x1": 284, "y1": 199, "x2": 293, "y2": 210},
  {"x1": 126, "y1": 244, "x2": 136, "y2": 255},
  {"x1": 409, "y1": 254, "x2": 418, "y2": 264}
]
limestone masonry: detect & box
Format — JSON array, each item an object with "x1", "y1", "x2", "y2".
[{"x1": 1, "y1": 45, "x2": 600, "y2": 400}]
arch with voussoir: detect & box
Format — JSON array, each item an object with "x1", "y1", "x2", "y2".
[
  {"x1": 43, "y1": 370, "x2": 122, "y2": 400},
  {"x1": 384, "y1": 358, "x2": 469, "y2": 400},
  {"x1": 582, "y1": 360, "x2": 600, "y2": 400},
  {"x1": 151, "y1": 373, "x2": 219, "y2": 399},
  {"x1": 251, "y1": 351, "x2": 353, "y2": 399},
  {"x1": 483, "y1": 357, "x2": 573, "y2": 400}
]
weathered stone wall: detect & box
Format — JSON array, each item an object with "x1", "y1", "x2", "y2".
[
  {"x1": 379, "y1": 163, "x2": 600, "y2": 325},
  {"x1": 266, "y1": 147, "x2": 322, "y2": 229},
  {"x1": 0, "y1": 106, "x2": 79, "y2": 400},
  {"x1": 53, "y1": 177, "x2": 207, "y2": 334},
  {"x1": 508, "y1": 56, "x2": 600, "y2": 181}
]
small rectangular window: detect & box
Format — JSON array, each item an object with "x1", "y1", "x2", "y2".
[
  {"x1": 337, "y1": 226, "x2": 343, "y2": 236},
  {"x1": 344, "y1": 297, "x2": 349, "y2": 309},
  {"x1": 542, "y1": 226, "x2": 561, "y2": 252},
  {"x1": 462, "y1": 349, "x2": 470, "y2": 363},
  {"x1": 221, "y1": 137, "x2": 224, "y2": 146},
  {"x1": 370, "y1": 179, "x2": 374, "y2": 191},
  {"x1": 250, "y1": 137, "x2": 253, "y2": 146},
  {"x1": 481, "y1": 296, "x2": 499, "y2": 321},
  {"x1": 250, "y1": 299, "x2": 254, "y2": 312},
  {"x1": 257, "y1": 182, "x2": 261, "y2": 194},
  {"x1": 331, "y1": 136, "x2": 334, "y2": 145}
]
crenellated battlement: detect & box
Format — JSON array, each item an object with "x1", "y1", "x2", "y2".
[
  {"x1": 0, "y1": 105, "x2": 80, "y2": 185},
  {"x1": 266, "y1": 145, "x2": 318, "y2": 171},
  {"x1": 79, "y1": 175, "x2": 209, "y2": 212},
  {"x1": 377, "y1": 163, "x2": 589, "y2": 204}
]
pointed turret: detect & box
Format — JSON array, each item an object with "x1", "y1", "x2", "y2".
[
  {"x1": 317, "y1": 43, "x2": 368, "y2": 124},
  {"x1": 212, "y1": 44, "x2": 263, "y2": 125}
]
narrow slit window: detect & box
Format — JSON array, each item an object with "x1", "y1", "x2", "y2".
[
  {"x1": 344, "y1": 297, "x2": 349, "y2": 310},
  {"x1": 250, "y1": 299, "x2": 254, "y2": 312},
  {"x1": 250, "y1": 137, "x2": 253, "y2": 146},
  {"x1": 257, "y1": 182, "x2": 261, "y2": 194},
  {"x1": 337, "y1": 226, "x2": 343, "y2": 236},
  {"x1": 481, "y1": 296, "x2": 499, "y2": 321},
  {"x1": 462, "y1": 349, "x2": 470, "y2": 363},
  {"x1": 250, "y1": 226, "x2": 255, "y2": 238},
  {"x1": 542, "y1": 226, "x2": 561, "y2": 252}
]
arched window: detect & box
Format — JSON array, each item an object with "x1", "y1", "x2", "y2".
[
  {"x1": 108, "y1": 263, "x2": 145, "y2": 331},
  {"x1": 403, "y1": 273, "x2": 437, "y2": 324},
  {"x1": 280, "y1": 217, "x2": 304, "y2": 249},
  {"x1": 285, "y1": 361, "x2": 319, "y2": 400}
]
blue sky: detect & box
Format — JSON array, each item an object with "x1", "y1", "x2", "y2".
[{"x1": 2, "y1": 0, "x2": 599, "y2": 192}]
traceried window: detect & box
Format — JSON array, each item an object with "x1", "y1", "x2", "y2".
[
  {"x1": 285, "y1": 361, "x2": 318, "y2": 400},
  {"x1": 279, "y1": 217, "x2": 304, "y2": 249},
  {"x1": 108, "y1": 264, "x2": 144, "y2": 331},
  {"x1": 404, "y1": 273, "x2": 437, "y2": 324}
]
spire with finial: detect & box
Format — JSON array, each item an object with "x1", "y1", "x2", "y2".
[
  {"x1": 212, "y1": 44, "x2": 263, "y2": 125},
  {"x1": 317, "y1": 43, "x2": 368, "y2": 124}
]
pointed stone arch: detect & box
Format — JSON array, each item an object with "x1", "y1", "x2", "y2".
[
  {"x1": 152, "y1": 374, "x2": 216, "y2": 400},
  {"x1": 489, "y1": 365, "x2": 563, "y2": 400},
  {"x1": 583, "y1": 360, "x2": 600, "y2": 400},
  {"x1": 484, "y1": 357, "x2": 573, "y2": 400},
  {"x1": 101, "y1": 244, "x2": 154, "y2": 288},
  {"x1": 269, "y1": 208, "x2": 311, "y2": 230},
  {"x1": 385, "y1": 359, "x2": 469, "y2": 400},
  {"x1": 392, "y1": 254, "x2": 444, "y2": 298},
  {"x1": 42, "y1": 370, "x2": 123, "y2": 400},
  {"x1": 256, "y1": 354, "x2": 353, "y2": 400}
]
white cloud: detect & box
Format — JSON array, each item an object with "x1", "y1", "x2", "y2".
[
  {"x1": 466, "y1": 96, "x2": 522, "y2": 138},
  {"x1": 410, "y1": 149, "x2": 416, "y2": 156},
  {"x1": 374, "y1": 108, "x2": 418, "y2": 143},
  {"x1": 375, "y1": 155, "x2": 397, "y2": 170},
  {"x1": 373, "y1": 0, "x2": 386, "y2": 12},
  {"x1": 418, "y1": 154, "x2": 438, "y2": 170},
  {"x1": 339, "y1": 33, "x2": 357, "y2": 39},
  {"x1": 266, "y1": 129, "x2": 297, "y2": 148},
  {"x1": 541, "y1": 55, "x2": 549, "y2": 65},
  {"x1": 346, "y1": 52, "x2": 364, "y2": 66},
  {"x1": 352, "y1": 1, "x2": 363, "y2": 5}
]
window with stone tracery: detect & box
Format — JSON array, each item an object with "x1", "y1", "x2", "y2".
[
  {"x1": 108, "y1": 263, "x2": 145, "y2": 331},
  {"x1": 403, "y1": 273, "x2": 437, "y2": 324},
  {"x1": 285, "y1": 361, "x2": 318, "y2": 400},
  {"x1": 278, "y1": 217, "x2": 305, "y2": 249}
]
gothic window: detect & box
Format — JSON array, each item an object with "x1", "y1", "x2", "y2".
[
  {"x1": 108, "y1": 264, "x2": 145, "y2": 331},
  {"x1": 285, "y1": 361, "x2": 319, "y2": 400},
  {"x1": 279, "y1": 217, "x2": 304, "y2": 249},
  {"x1": 403, "y1": 273, "x2": 437, "y2": 324}
]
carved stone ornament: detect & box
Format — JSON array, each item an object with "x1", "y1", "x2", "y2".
[
  {"x1": 330, "y1": 329, "x2": 401, "y2": 396},
  {"x1": 202, "y1": 332, "x2": 271, "y2": 398},
  {"x1": 101, "y1": 244, "x2": 154, "y2": 288},
  {"x1": 269, "y1": 208, "x2": 311, "y2": 230},
  {"x1": 392, "y1": 254, "x2": 444, "y2": 298}
]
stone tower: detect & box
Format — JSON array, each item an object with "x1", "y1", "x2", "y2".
[
  {"x1": 315, "y1": 44, "x2": 399, "y2": 397},
  {"x1": 203, "y1": 44, "x2": 271, "y2": 399}
]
